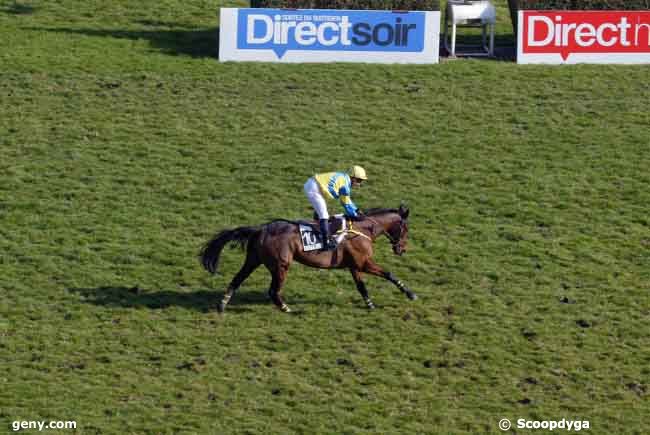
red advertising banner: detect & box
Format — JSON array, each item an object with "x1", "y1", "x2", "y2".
[{"x1": 517, "y1": 10, "x2": 650, "y2": 64}]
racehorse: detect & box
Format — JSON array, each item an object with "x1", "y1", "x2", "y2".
[{"x1": 199, "y1": 205, "x2": 417, "y2": 312}]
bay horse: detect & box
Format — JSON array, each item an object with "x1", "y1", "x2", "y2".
[{"x1": 200, "y1": 205, "x2": 417, "y2": 312}]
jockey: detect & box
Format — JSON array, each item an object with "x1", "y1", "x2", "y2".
[{"x1": 303, "y1": 166, "x2": 367, "y2": 251}]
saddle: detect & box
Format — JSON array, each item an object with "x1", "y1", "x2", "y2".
[{"x1": 311, "y1": 213, "x2": 347, "y2": 234}]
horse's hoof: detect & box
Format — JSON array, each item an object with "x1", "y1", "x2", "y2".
[
  {"x1": 217, "y1": 302, "x2": 226, "y2": 313},
  {"x1": 366, "y1": 302, "x2": 376, "y2": 310},
  {"x1": 280, "y1": 304, "x2": 292, "y2": 313},
  {"x1": 407, "y1": 292, "x2": 418, "y2": 301}
]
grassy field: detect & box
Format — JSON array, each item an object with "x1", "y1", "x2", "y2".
[{"x1": 1, "y1": 1, "x2": 649, "y2": 434}]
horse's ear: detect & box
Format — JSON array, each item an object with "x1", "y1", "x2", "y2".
[{"x1": 399, "y1": 203, "x2": 410, "y2": 219}]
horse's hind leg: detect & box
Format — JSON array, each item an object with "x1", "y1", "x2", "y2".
[
  {"x1": 267, "y1": 263, "x2": 291, "y2": 313},
  {"x1": 350, "y1": 268, "x2": 375, "y2": 309},
  {"x1": 219, "y1": 251, "x2": 261, "y2": 312}
]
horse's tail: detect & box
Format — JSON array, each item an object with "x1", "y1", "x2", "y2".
[{"x1": 200, "y1": 226, "x2": 260, "y2": 275}]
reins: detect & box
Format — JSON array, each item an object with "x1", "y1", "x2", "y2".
[
  {"x1": 343, "y1": 227, "x2": 372, "y2": 241},
  {"x1": 361, "y1": 216, "x2": 403, "y2": 247}
]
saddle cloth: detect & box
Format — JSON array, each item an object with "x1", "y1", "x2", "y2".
[{"x1": 300, "y1": 214, "x2": 348, "y2": 252}]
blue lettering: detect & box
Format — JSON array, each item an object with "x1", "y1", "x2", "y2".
[{"x1": 352, "y1": 22, "x2": 372, "y2": 46}]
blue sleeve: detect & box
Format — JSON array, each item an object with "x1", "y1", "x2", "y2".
[
  {"x1": 343, "y1": 202, "x2": 358, "y2": 217},
  {"x1": 338, "y1": 184, "x2": 351, "y2": 197},
  {"x1": 339, "y1": 178, "x2": 357, "y2": 216}
]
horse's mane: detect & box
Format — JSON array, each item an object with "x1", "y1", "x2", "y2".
[{"x1": 364, "y1": 208, "x2": 400, "y2": 216}]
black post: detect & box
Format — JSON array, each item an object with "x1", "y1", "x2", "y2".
[{"x1": 507, "y1": 0, "x2": 518, "y2": 36}]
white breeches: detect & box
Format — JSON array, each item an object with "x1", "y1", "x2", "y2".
[{"x1": 304, "y1": 177, "x2": 329, "y2": 219}]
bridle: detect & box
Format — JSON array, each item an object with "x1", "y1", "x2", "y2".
[{"x1": 365, "y1": 216, "x2": 406, "y2": 249}]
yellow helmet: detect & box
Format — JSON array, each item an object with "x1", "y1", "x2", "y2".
[{"x1": 348, "y1": 165, "x2": 368, "y2": 180}]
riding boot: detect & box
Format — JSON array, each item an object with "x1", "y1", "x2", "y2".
[{"x1": 319, "y1": 219, "x2": 334, "y2": 251}]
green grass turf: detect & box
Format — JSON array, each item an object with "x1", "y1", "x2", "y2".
[{"x1": 1, "y1": 1, "x2": 649, "y2": 434}]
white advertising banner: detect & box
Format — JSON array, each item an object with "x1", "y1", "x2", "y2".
[
  {"x1": 219, "y1": 8, "x2": 440, "y2": 63},
  {"x1": 517, "y1": 10, "x2": 650, "y2": 64}
]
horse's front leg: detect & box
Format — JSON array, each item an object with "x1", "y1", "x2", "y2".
[
  {"x1": 362, "y1": 259, "x2": 418, "y2": 301},
  {"x1": 350, "y1": 268, "x2": 375, "y2": 309}
]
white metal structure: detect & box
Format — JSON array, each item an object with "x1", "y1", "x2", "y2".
[{"x1": 443, "y1": 0, "x2": 496, "y2": 57}]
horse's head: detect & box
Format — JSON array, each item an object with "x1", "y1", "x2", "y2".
[{"x1": 388, "y1": 204, "x2": 410, "y2": 256}]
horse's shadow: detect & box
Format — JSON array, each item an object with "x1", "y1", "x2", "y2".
[
  {"x1": 1, "y1": 3, "x2": 37, "y2": 14},
  {"x1": 69, "y1": 286, "x2": 271, "y2": 313},
  {"x1": 29, "y1": 22, "x2": 220, "y2": 58}
]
